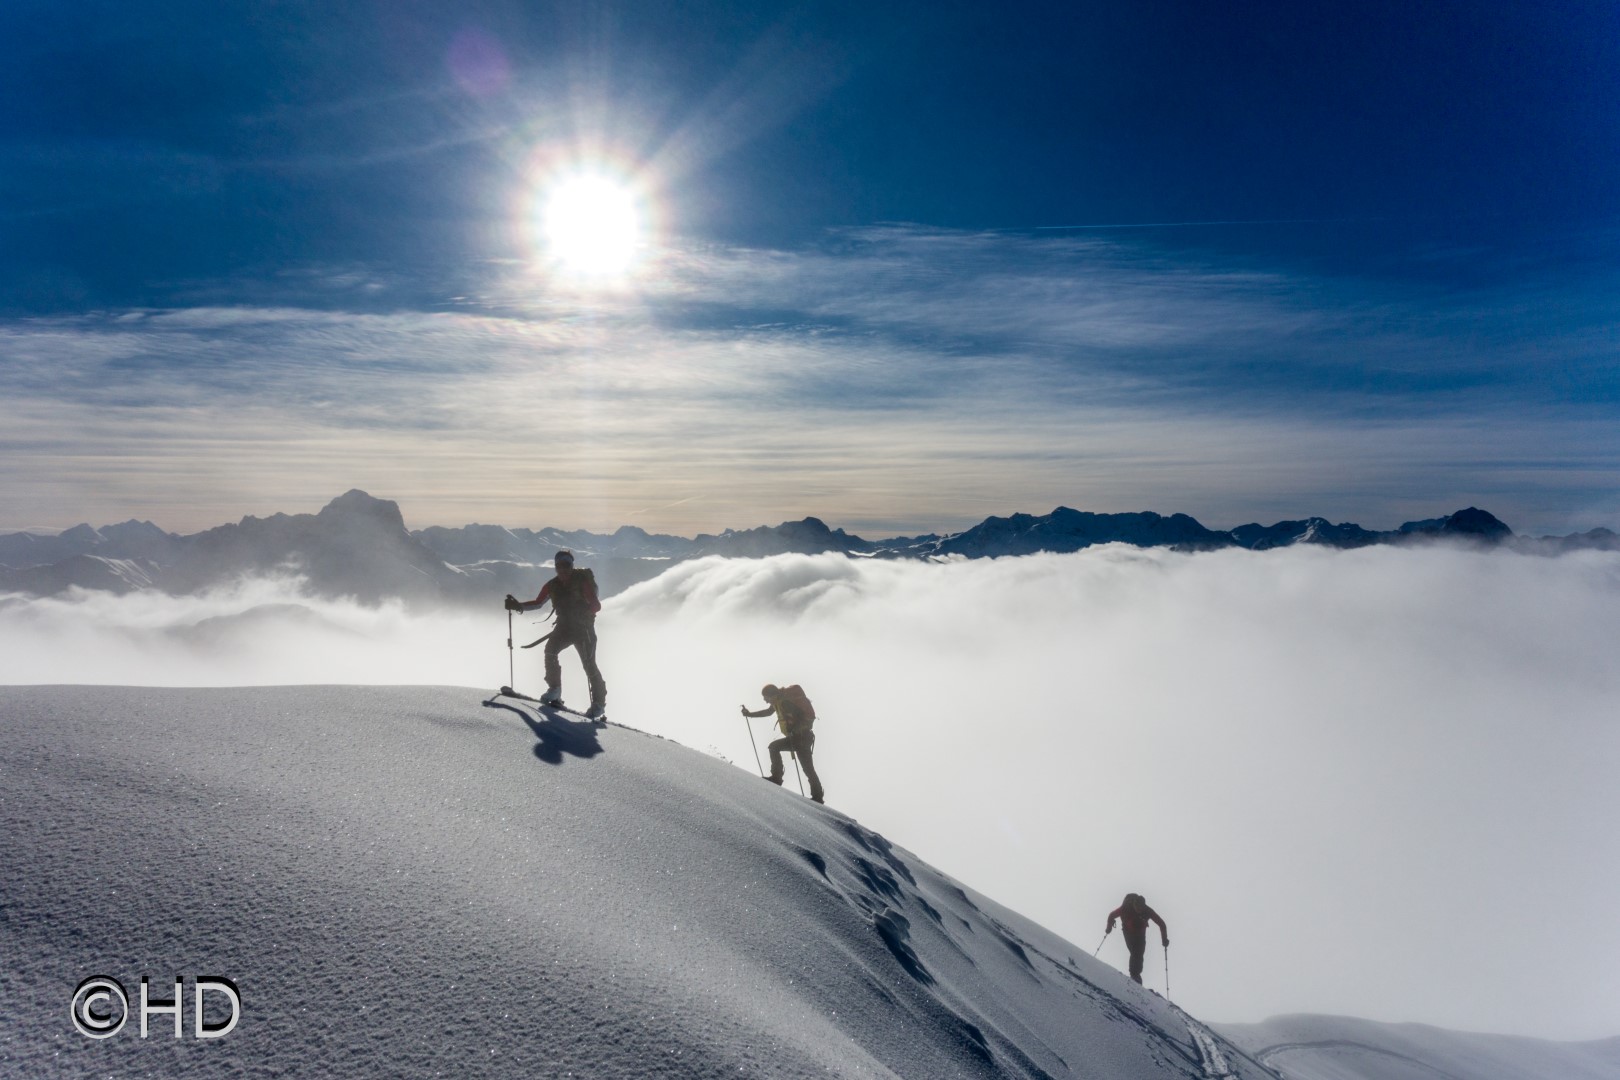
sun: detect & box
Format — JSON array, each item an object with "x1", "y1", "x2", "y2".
[{"x1": 540, "y1": 172, "x2": 645, "y2": 279}]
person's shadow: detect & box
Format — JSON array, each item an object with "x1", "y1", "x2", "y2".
[{"x1": 482, "y1": 698, "x2": 604, "y2": 764}]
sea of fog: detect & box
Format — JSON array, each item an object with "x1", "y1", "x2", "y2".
[{"x1": 3, "y1": 543, "x2": 1618, "y2": 1040}]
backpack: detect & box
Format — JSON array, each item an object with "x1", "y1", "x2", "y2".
[
  {"x1": 778, "y1": 684, "x2": 816, "y2": 732},
  {"x1": 549, "y1": 567, "x2": 599, "y2": 623}
]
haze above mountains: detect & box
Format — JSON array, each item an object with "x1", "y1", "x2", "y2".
[{"x1": 3, "y1": 489, "x2": 1616, "y2": 605}]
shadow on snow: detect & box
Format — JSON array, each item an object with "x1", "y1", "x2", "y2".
[{"x1": 481, "y1": 697, "x2": 604, "y2": 765}]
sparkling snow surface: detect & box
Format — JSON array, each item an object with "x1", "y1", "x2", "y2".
[{"x1": 2, "y1": 685, "x2": 1270, "y2": 1079}]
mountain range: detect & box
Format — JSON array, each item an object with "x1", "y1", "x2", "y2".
[{"x1": 2, "y1": 490, "x2": 1615, "y2": 604}]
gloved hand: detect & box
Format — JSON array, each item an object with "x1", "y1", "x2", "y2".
[
  {"x1": 504, "y1": 594, "x2": 520, "y2": 611},
  {"x1": 1162, "y1": 939, "x2": 1170, "y2": 948},
  {"x1": 739, "y1": 705, "x2": 748, "y2": 717}
]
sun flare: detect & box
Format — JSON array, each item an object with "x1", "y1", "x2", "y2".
[{"x1": 540, "y1": 173, "x2": 644, "y2": 279}]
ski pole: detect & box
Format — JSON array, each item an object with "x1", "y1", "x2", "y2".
[
  {"x1": 742, "y1": 711, "x2": 764, "y2": 776},
  {"x1": 1094, "y1": 928, "x2": 1111, "y2": 956},
  {"x1": 1163, "y1": 944, "x2": 1171, "y2": 1001},
  {"x1": 507, "y1": 608, "x2": 515, "y2": 690},
  {"x1": 790, "y1": 751, "x2": 805, "y2": 796}
]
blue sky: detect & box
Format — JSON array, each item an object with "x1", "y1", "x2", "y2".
[{"x1": 2, "y1": 0, "x2": 1618, "y2": 535}]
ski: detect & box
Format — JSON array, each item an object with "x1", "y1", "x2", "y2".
[{"x1": 497, "y1": 687, "x2": 607, "y2": 724}]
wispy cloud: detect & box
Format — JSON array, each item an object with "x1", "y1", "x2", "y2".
[
  {"x1": 638, "y1": 226, "x2": 1620, "y2": 414},
  {"x1": 2, "y1": 227, "x2": 1617, "y2": 534}
]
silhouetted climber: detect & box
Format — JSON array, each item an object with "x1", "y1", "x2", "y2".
[
  {"x1": 741, "y1": 683, "x2": 824, "y2": 804},
  {"x1": 506, "y1": 550, "x2": 606, "y2": 719},
  {"x1": 1106, "y1": 893, "x2": 1168, "y2": 985}
]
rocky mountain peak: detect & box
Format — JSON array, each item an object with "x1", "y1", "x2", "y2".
[{"x1": 316, "y1": 489, "x2": 408, "y2": 534}]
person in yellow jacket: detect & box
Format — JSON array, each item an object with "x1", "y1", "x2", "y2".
[{"x1": 742, "y1": 683, "x2": 824, "y2": 804}]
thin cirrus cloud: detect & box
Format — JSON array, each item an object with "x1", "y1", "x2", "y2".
[
  {"x1": 1, "y1": 226, "x2": 1617, "y2": 534},
  {"x1": 647, "y1": 226, "x2": 1620, "y2": 412}
]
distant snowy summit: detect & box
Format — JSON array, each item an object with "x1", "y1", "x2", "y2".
[{"x1": 1, "y1": 490, "x2": 1614, "y2": 603}]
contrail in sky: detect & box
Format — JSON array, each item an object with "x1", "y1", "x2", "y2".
[
  {"x1": 630, "y1": 495, "x2": 700, "y2": 516},
  {"x1": 1035, "y1": 217, "x2": 1378, "y2": 230}
]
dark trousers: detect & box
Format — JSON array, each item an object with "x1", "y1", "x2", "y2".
[
  {"x1": 1124, "y1": 929, "x2": 1147, "y2": 984},
  {"x1": 544, "y1": 622, "x2": 606, "y2": 707},
  {"x1": 768, "y1": 731, "x2": 822, "y2": 800}
]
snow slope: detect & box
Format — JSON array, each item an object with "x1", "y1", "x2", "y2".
[
  {"x1": 1, "y1": 685, "x2": 1268, "y2": 1079},
  {"x1": 1215, "y1": 1014, "x2": 1620, "y2": 1080}
]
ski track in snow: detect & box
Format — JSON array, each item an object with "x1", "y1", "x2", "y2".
[
  {"x1": 1215, "y1": 1015, "x2": 1620, "y2": 1080},
  {"x1": 1186, "y1": 1022, "x2": 1238, "y2": 1078},
  {"x1": 758, "y1": 799, "x2": 1269, "y2": 1080},
  {"x1": 1251, "y1": 1040, "x2": 1466, "y2": 1079}
]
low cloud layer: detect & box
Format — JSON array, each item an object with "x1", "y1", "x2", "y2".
[
  {"x1": 4, "y1": 544, "x2": 1618, "y2": 1039},
  {"x1": 0, "y1": 578, "x2": 500, "y2": 688}
]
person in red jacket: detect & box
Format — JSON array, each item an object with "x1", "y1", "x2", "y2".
[
  {"x1": 506, "y1": 550, "x2": 606, "y2": 719},
  {"x1": 1106, "y1": 892, "x2": 1168, "y2": 985}
]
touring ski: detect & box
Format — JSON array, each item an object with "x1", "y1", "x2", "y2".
[{"x1": 497, "y1": 687, "x2": 606, "y2": 724}]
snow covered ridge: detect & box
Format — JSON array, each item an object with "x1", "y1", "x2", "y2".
[
  {"x1": 1214, "y1": 1014, "x2": 1620, "y2": 1080},
  {"x1": 2, "y1": 684, "x2": 1272, "y2": 1079},
  {"x1": 3, "y1": 489, "x2": 1616, "y2": 604}
]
